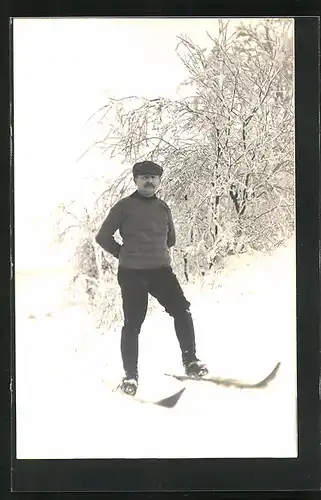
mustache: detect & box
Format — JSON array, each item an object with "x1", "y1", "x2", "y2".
[{"x1": 144, "y1": 183, "x2": 154, "y2": 187}]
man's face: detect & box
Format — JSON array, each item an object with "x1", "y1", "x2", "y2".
[{"x1": 134, "y1": 174, "x2": 161, "y2": 197}]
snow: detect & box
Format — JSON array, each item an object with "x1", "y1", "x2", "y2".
[{"x1": 14, "y1": 237, "x2": 297, "y2": 459}]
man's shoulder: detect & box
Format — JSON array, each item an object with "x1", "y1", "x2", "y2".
[
  {"x1": 120, "y1": 194, "x2": 134, "y2": 204},
  {"x1": 112, "y1": 194, "x2": 135, "y2": 209},
  {"x1": 156, "y1": 197, "x2": 171, "y2": 212}
]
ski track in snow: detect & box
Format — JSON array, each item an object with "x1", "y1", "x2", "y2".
[{"x1": 15, "y1": 238, "x2": 297, "y2": 459}]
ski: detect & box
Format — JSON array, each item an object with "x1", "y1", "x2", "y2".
[
  {"x1": 103, "y1": 379, "x2": 186, "y2": 408},
  {"x1": 165, "y1": 361, "x2": 281, "y2": 389}
]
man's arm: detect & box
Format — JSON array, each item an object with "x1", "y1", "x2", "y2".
[
  {"x1": 96, "y1": 202, "x2": 123, "y2": 259},
  {"x1": 167, "y1": 207, "x2": 176, "y2": 248}
]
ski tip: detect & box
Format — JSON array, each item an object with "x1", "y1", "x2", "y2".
[
  {"x1": 254, "y1": 361, "x2": 281, "y2": 387},
  {"x1": 155, "y1": 388, "x2": 186, "y2": 408}
]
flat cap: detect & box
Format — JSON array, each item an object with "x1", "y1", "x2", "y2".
[{"x1": 132, "y1": 161, "x2": 163, "y2": 177}]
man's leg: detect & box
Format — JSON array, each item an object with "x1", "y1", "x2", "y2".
[
  {"x1": 117, "y1": 268, "x2": 149, "y2": 380},
  {"x1": 148, "y1": 267, "x2": 199, "y2": 366}
]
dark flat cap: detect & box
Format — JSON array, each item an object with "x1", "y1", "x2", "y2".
[{"x1": 132, "y1": 161, "x2": 163, "y2": 177}]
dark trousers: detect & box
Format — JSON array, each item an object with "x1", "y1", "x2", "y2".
[{"x1": 117, "y1": 266, "x2": 197, "y2": 378}]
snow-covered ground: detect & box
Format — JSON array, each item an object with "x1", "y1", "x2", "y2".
[{"x1": 14, "y1": 237, "x2": 297, "y2": 459}]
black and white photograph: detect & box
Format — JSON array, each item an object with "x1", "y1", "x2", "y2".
[{"x1": 13, "y1": 17, "x2": 297, "y2": 460}]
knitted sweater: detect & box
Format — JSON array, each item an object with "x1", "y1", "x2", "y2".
[{"x1": 95, "y1": 191, "x2": 176, "y2": 269}]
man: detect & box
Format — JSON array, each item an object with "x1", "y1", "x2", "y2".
[{"x1": 96, "y1": 160, "x2": 208, "y2": 396}]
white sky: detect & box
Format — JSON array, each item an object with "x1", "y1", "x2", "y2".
[{"x1": 13, "y1": 17, "x2": 263, "y2": 270}]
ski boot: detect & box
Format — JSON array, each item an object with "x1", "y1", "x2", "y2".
[
  {"x1": 118, "y1": 376, "x2": 138, "y2": 396},
  {"x1": 184, "y1": 359, "x2": 208, "y2": 378}
]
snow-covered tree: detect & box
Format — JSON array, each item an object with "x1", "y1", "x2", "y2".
[{"x1": 56, "y1": 19, "x2": 295, "y2": 326}]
